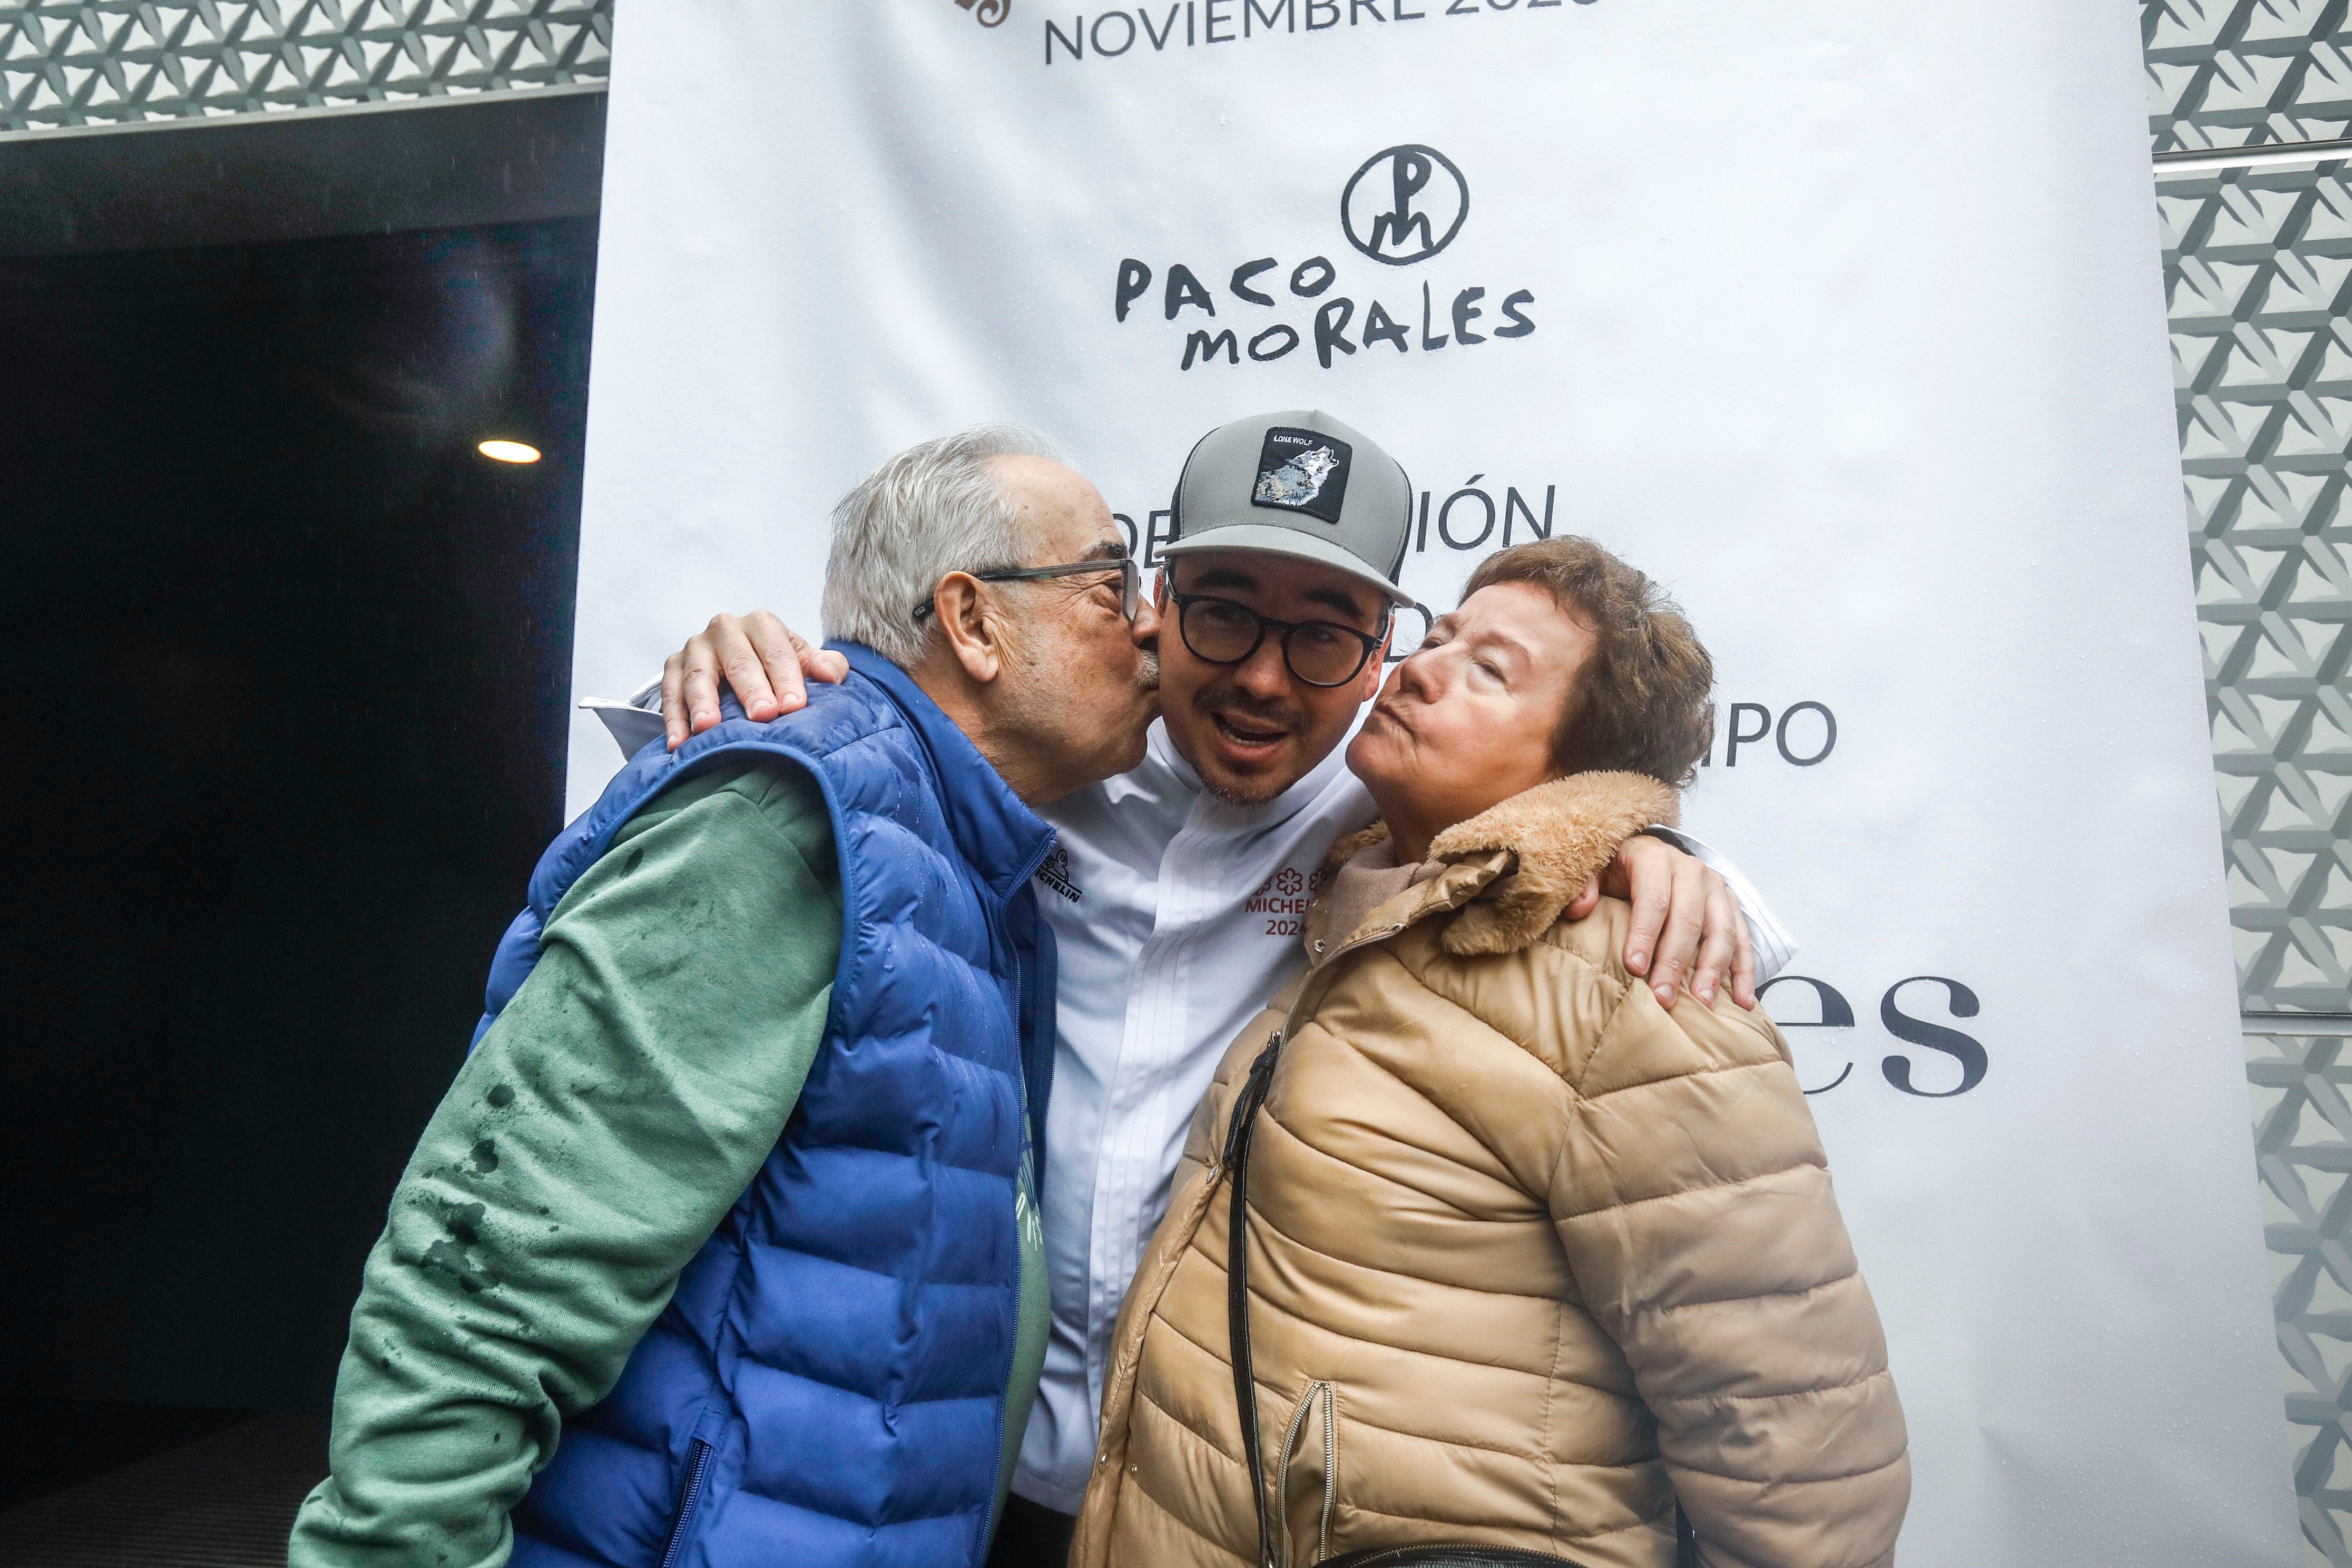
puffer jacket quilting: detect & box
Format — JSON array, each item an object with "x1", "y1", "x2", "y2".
[
  {"x1": 483, "y1": 646, "x2": 1056, "y2": 1568},
  {"x1": 1072, "y1": 772, "x2": 1909, "y2": 1568}
]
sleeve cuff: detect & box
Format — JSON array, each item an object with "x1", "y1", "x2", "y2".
[{"x1": 1639, "y1": 825, "x2": 1798, "y2": 981}]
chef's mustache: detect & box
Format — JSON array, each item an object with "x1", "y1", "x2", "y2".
[{"x1": 1193, "y1": 680, "x2": 1306, "y2": 732}]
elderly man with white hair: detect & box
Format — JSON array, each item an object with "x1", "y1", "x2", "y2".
[{"x1": 289, "y1": 427, "x2": 1160, "y2": 1568}]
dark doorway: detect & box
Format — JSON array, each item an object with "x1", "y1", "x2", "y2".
[{"x1": 0, "y1": 217, "x2": 596, "y2": 1435}]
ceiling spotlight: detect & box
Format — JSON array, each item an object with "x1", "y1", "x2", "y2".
[{"x1": 478, "y1": 439, "x2": 542, "y2": 464}]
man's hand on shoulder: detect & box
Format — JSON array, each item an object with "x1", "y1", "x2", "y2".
[
  {"x1": 1565, "y1": 833, "x2": 1757, "y2": 1012},
  {"x1": 662, "y1": 610, "x2": 851, "y2": 749}
]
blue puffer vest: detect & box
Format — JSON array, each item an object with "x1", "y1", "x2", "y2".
[{"x1": 477, "y1": 645, "x2": 1056, "y2": 1568}]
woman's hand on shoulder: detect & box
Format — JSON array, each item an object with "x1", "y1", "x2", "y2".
[
  {"x1": 1566, "y1": 834, "x2": 1756, "y2": 1012},
  {"x1": 660, "y1": 611, "x2": 851, "y2": 749}
]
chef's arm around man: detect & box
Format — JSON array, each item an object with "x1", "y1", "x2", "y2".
[{"x1": 288, "y1": 760, "x2": 841, "y2": 1568}]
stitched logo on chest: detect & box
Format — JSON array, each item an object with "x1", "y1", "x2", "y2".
[
  {"x1": 1035, "y1": 845, "x2": 1082, "y2": 904},
  {"x1": 1245, "y1": 864, "x2": 1329, "y2": 936}
]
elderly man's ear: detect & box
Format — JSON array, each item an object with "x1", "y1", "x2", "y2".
[{"x1": 926, "y1": 574, "x2": 1010, "y2": 684}]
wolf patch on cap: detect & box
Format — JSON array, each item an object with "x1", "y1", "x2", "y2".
[
  {"x1": 1164, "y1": 410, "x2": 1413, "y2": 605},
  {"x1": 1251, "y1": 427, "x2": 1353, "y2": 524}
]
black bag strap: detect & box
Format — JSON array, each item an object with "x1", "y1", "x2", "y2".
[{"x1": 1224, "y1": 1033, "x2": 1285, "y2": 1568}]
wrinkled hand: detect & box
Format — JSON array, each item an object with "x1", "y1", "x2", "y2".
[
  {"x1": 1566, "y1": 834, "x2": 1756, "y2": 1011},
  {"x1": 661, "y1": 610, "x2": 851, "y2": 750}
]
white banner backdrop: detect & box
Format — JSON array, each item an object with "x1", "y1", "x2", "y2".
[{"x1": 567, "y1": 4, "x2": 2297, "y2": 1563}]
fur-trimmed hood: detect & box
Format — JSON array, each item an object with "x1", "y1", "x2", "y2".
[{"x1": 1310, "y1": 771, "x2": 1680, "y2": 958}]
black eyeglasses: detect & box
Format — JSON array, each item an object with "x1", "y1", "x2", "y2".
[
  {"x1": 1171, "y1": 592, "x2": 1388, "y2": 688},
  {"x1": 912, "y1": 555, "x2": 1141, "y2": 622}
]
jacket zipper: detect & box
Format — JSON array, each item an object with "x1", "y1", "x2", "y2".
[
  {"x1": 983, "y1": 918, "x2": 1037, "y2": 1565},
  {"x1": 1268, "y1": 923, "x2": 1405, "y2": 1060},
  {"x1": 1318, "y1": 1385, "x2": 1336, "y2": 1564},
  {"x1": 1273, "y1": 1380, "x2": 1338, "y2": 1565},
  {"x1": 1232, "y1": 920, "x2": 1409, "y2": 1175},
  {"x1": 657, "y1": 1437, "x2": 714, "y2": 1568},
  {"x1": 1276, "y1": 1383, "x2": 1316, "y2": 1565}
]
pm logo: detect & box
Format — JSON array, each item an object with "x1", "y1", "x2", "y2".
[{"x1": 1342, "y1": 144, "x2": 1470, "y2": 267}]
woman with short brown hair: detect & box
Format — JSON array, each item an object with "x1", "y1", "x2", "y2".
[{"x1": 1073, "y1": 538, "x2": 1908, "y2": 1568}]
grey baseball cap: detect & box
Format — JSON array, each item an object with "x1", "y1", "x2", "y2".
[{"x1": 1160, "y1": 409, "x2": 1415, "y2": 606}]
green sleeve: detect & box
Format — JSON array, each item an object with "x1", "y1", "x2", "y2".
[{"x1": 289, "y1": 759, "x2": 842, "y2": 1568}]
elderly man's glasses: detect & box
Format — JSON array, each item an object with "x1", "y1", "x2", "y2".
[
  {"x1": 1172, "y1": 593, "x2": 1387, "y2": 688},
  {"x1": 912, "y1": 555, "x2": 1141, "y2": 622}
]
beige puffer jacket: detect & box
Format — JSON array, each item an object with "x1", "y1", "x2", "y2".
[{"x1": 1071, "y1": 772, "x2": 1908, "y2": 1568}]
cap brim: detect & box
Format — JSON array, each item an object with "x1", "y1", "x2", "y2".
[{"x1": 1157, "y1": 524, "x2": 1415, "y2": 606}]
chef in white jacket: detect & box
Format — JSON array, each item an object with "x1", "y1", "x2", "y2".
[{"x1": 617, "y1": 410, "x2": 1791, "y2": 1568}]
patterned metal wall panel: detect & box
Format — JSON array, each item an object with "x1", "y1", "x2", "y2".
[
  {"x1": 0, "y1": 0, "x2": 611, "y2": 134},
  {"x1": 2163, "y1": 158, "x2": 2352, "y2": 1016},
  {"x1": 2146, "y1": 0, "x2": 2352, "y2": 154},
  {"x1": 2160, "y1": 7, "x2": 2352, "y2": 1550},
  {"x1": 2249, "y1": 1028, "x2": 2352, "y2": 1563}
]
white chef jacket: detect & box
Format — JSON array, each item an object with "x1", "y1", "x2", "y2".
[
  {"x1": 604, "y1": 683, "x2": 1793, "y2": 1514},
  {"x1": 1013, "y1": 719, "x2": 1794, "y2": 1512}
]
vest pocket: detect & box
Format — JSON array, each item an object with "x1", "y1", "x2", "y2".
[
  {"x1": 1275, "y1": 1380, "x2": 1339, "y2": 1566},
  {"x1": 657, "y1": 1436, "x2": 715, "y2": 1568}
]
